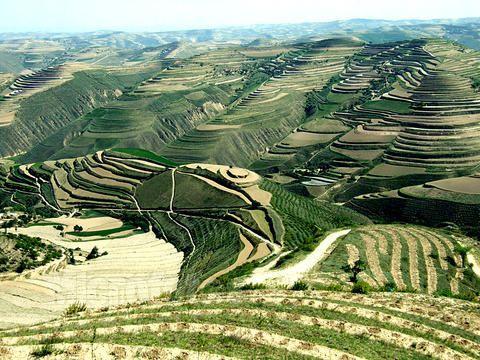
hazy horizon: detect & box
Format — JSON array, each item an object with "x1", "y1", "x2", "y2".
[{"x1": 0, "y1": 0, "x2": 479, "y2": 33}]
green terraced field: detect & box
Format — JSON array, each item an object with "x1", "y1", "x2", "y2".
[
  {"x1": 315, "y1": 225, "x2": 479, "y2": 297},
  {"x1": 0, "y1": 290, "x2": 479, "y2": 360},
  {"x1": 0, "y1": 149, "x2": 370, "y2": 301}
]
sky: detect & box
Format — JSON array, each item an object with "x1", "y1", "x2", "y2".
[{"x1": 0, "y1": 0, "x2": 479, "y2": 33}]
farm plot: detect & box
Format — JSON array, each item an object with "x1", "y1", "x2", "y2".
[
  {"x1": 0, "y1": 227, "x2": 183, "y2": 329},
  {"x1": 1, "y1": 290, "x2": 479, "y2": 359},
  {"x1": 46, "y1": 48, "x2": 245, "y2": 159},
  {"x1": 0, "y1": 147, "x2": 370, "y2": 300},
  {"x1": 162, "y1": 40, "x2": 360, "y2": 167},
  {"x1": 0, "y1": 63, "x2": 86, "y2": 127},
  {"x1": 315, "y1": 225, "x2": 480, "y2": 296}
]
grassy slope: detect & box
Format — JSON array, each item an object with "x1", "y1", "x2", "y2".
[
  {"x1": 260, "y1": 180, "x2": 370, "y2": 249},
  {"x1": 318, "y1": 225, "x2": 480, "y2": 297},
  {"x1": 3, "y1": 290, "x2": 478, "y2": 359},
  {"x1": 5, "y1": 69, "x2": 159, "y2": 161}
]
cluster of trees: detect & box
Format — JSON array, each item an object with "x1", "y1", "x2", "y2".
[
  {"x1": 119, "y1": 212, "x2": 149, "y2": 232},
  {"x1": 0, "y1": 233, "x2": 62, "y2": 273},
  {"x1": 1, "y1": 213, "x2": 34, "y2": 233},
  {"x1": 86, "y1": 246, "x2": 108, "y2": 260},
  {"x1": 471, "y1": 77, "x2": 480, "y2": 92}
]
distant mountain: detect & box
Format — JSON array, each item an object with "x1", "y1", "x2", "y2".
[{"x1": 1, "y1": 17, "x2": 479, "y2": 50}]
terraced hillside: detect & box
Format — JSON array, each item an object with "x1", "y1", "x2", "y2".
[
  {"x1": 249, "y1": 39, "x2": 480, "y2": 213},
  {"x1": 331, "y1": 39, "x2": 480, "y2": 192},
  {"x1": 313, "y1": 225, "x2": 480, "y2": 297},
  {"x1": 24, "y1": 46, "x2": 285, "y2": 161},
  {"x1": 0, "y1": 31, "x2": 480, "y2": 359},
  {"x1": 0, "y1": 39, "x2": 183, "y2": 159},
  {"x1": 0, "y1": 64, "x2": 87, "y2": 128},
  {"x1": 348, "y1": 172, "x2": 480, "y2": 228},
  {"x1": 0, "y1": 148, "x2": 369, "y2": 326},
  {"x1": 161, "y1": 38, "x2": 364, "y2": 166},
  {"x1": 0, "y1": 65, "x2": 163, "y2": 158},
  {"x1": 0, "y1": 290, "x2": 479, "y2": 359},
  {"x1": 249, "y1": 39, "x2": 433, "y2": 180}
]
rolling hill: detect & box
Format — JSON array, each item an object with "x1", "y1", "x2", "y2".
[
  {"x1": 0, "y1": 148, "x2": 369, "y2": 328},
  {"x1": 1, "y1": 23, "x2": 480, "y2": 359}
]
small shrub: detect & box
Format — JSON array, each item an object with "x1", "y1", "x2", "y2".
[
  {"x1": 64, "y1": 302, "x2": 87, "y2": 316},
  {"x1": 341, "y1": 259, "x2": 366, "y2": 283},
  {"x1": 15, "y1": 259, "x2": 28, "y2": 273},
  {"x1": 240, "y1": 283, "x2": 267, "y2": 291},
  {"x1": 454, "y1": 243, "x2": 471, "y2": 267},
  {"x1": 291, "y1": 281, "x2": 309, "y2": 291},
  {"x1": 31, "y1": 344, "x2": 56, "y2": 358},
  {"x1": 86, "y1": 246, "x2": 101, "y2": 260},
  {"x1": 382, "y1": 281, "x2": 397, "y2": 292},
  {"x1": 352, "y1": 281, "x2": 371, "y2": 294},
  {"x1": 446, "y1": 255, "x2": 457, "y2": 267}
]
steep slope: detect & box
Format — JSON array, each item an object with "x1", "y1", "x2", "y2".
[
  {"x1": 161, "y1": 39, "x2": 364, "y2": 166},
  {"x1": 257, "y1": 39, "x2": 480, "y2": 211},
  {"x1": 0, "y1": 68, "x2": 160, "y2": 159},
  {"x1": 24, "y1": 47, "x2": 272, "y2": 162}
]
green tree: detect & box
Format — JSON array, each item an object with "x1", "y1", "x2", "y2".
[
  {"x1": 342, "y1": 259, "x2": 366, "y2": 283},
  {"x1": 454, "y1": 244, "x2": 471, "y2": 268}
]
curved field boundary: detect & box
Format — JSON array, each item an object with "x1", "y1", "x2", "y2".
[
  {"x1": 404, "y1": 229, "x2": 437, "y2": 294},
  {"x1": 359, "y1": 232, "x2": 388, "y2": 286},
  {"x1": 18, "y1": 290, "x2": 479, "y2": 340},
  {"x1": 0, "y1": 343, "x2": 232, "y2": 360},
  {"x1": 198, "y1": 231, "x2": 254, "y2": 290},
  {"x1": 387, "y1": 230, "x2": 407, "y2": 290},
  {"x1": 1, "y1": 322, "x2": 362, "y2": 360},
  {"x1": 18, "y1": 296, "x2": 480, "y2": 358}
]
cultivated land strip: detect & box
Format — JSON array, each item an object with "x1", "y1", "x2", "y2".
[
  {"x1": 0, "y1": 343, "x2": 233, "y2": 360},
  {"x1": 2, "y1": 291, "x2": 479, "y2": 359}
]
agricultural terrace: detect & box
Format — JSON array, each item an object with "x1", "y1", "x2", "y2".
[
  {"x1": 0, "y1": 64, "x2": 85, "y2": 127},
  {"x1": 0, "y1": 225, "x2": 183, "y2": 329},
  {"x1": 162, "y1": 38, "x2": 364, "y2": 167},
  {"x1": 349, "y1": 173, "x2": 480, "y2": 228},
  {"x1": 276, "y1": 39, "x2": 480, "y2": 208},
  {"x1": 52, "y1": 47, "x2": 259, "y2": 158},
  {"x1": 315, "y1": 225, "x2": 479, "y2": 297},
  {"x1": 0, "y1": 148, "x2": 369, "y2": 302},
  {"x1": 0, "y1": 290, "x2": 479, "y2": 360}
]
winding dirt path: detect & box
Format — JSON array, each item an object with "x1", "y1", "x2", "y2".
[
  {"x1": 244, "y1": 229, "x2": 351, "y2": 286},
  {"x1": 168, "y1": 169, "x2": 196, "y2": 266}
]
